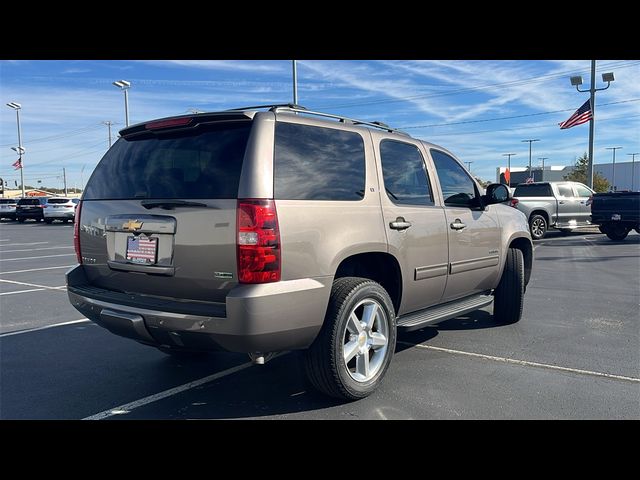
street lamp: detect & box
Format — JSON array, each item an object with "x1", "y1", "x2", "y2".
[
  {"x1": 569, "y1": 61, "x2": 615, "y2": 189},
  {"x1": 502, "y1": 153, "x2": 516, "y2": 188},
  {"x1": 6, "y1": 102, "x2": 25, "y2": 198},
  {"x1": 628, "y1": 153, "x2": 639, "y2": 191},
  {"x1": 521, "y1": 139, "x2": 540, "y2": 179},
  {"x1": 538, "y1": 157, "x2": 548, "y2": 181},
  {"x1": 605, "y1": 146, "x2": 622, "y2": 191},
  {"x1": 112, "y1": 80, "x2": 131, "y2": 127}
]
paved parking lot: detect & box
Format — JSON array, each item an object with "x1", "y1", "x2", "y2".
[{"x1": 1, "y1": 220, "x2": 638, "y2": 419}]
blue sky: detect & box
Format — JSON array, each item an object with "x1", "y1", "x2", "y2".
[{"x1": 1, "y1": 60, "x2": 638, "y2": 190}]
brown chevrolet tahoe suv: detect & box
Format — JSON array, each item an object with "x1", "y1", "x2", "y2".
[{"x1": 67, "y1": 104, "x2": 533, "y2": 400}]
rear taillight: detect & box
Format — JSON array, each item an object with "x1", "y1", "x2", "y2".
[
  {"x1": 510, "y1": 198, "x2": 519, "y2": 208},
  {"x1": 74, "y1": 201, "x2": 82, "y2": 264},
  {"x1": 237, "y1": 199, "x2": 280, "y2": 284}
]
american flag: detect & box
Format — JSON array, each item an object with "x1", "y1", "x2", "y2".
[
  {"x1": 126, "y1": 236, "x2": 157, "y2": 262},
  {"x1": 12, "y1": 157, "x2": 22, "y2": 170},
  {"x1": 559, "y1": 100, "x2": 593, "y2": 129}
]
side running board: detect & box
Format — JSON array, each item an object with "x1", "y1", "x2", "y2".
[{"x1": 396, "y1": 294, "x2": 493, "y2": 331}]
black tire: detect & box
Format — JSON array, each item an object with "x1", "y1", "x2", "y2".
[
  {"x1": 598, "y1": 225, "x2": 608, "y2": 234},
  {"x1": 529, "y1": 214, "x2": 547, "y2": 240},
  {"x1": 303, "y1": 277, "x2": 396, "y2": 401},
  {"x1": 493, "y1": 248, "x2": 524, "y2": 325},
  {"x1": 44, "y1": 219, "x2": 53, "y2": 224},
  {"x1": 17, "y1": 217, "x2": 25, "y2": 223},
  {"x1": 605, "y1": 225, "x2": 630, "y2": 241},
  {"x1": 156, "y1": 346, "x2": 210, "y2": 360}
]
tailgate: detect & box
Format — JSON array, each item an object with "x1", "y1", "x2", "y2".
[
  {"x1": 78, "y1": 117, "x2": 254, "y2": 304},
  {"x1": 80, "y1": 199, "x2": 237, "y2": 302}
]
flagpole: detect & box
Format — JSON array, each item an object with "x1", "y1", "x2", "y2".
[{"x1": 587, "y1": 60, "x2": 596, "y2": 190}]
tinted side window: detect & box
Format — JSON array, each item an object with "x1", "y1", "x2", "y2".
[
  {"x1": 514, "y1": 184, "x2": 553, "y2": 197},
  {"x1": 431, "y1": 150, "x2": 477, "y2": 208},
  {"x1": 557, "y1": 185, "x2": 574, "y2": 197},
  {"x1": 380, "y1": 140, "x2": 433, "y2": 206},
  {"x1": 275, "y1": 122, "x2": 365, "y2": 201}
]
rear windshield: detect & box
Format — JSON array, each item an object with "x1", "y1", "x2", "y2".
[
  {"x1": 0, "y1": 199, "x2": 15, "y2": 204},
  {"x1": 84, "y1": 121, "x2": 252, "y2": 200},
  {"x1": 514, "y1": 184, "x2": 552, "y2": 197},
  {"x1": 18, "y1": 199, "x2": 43, "y2": 205},
  {"x1": 48, "y1": 198, "x2": 70, "y2": 204}
]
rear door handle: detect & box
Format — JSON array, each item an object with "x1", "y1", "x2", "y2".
[
  {"x1": 390, "y1": 218, "x2": 412, "y2": 231},
  {"x1": 450, "y1": 219, "x2": 466, "y2": 230}
]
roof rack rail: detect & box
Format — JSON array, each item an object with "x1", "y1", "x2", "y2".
[
  {"x1": 272, "y1": 105, "x2": 409, "y2": 136},
  {"x1": 225, "y1": 103, "x2": 307, "y2": 112}
]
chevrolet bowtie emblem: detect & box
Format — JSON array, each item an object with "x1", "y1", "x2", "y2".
[{"x1": 123, "y1": 220, "x2": 143, "y2": 231}]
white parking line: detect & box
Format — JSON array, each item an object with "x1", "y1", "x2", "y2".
[
  {"x1": 0, "y1": 279, "x2": 68, "y2": 291},
  {"x1": 0, "y1": 265, "x2": 76, "y2": 275},
  {"x1": 0, "y1": 242, "x2": 49, "y2": 248},
  {"x1": 400, "y1": 342, "x2": 640, "y2": 383},
  {"x1": 0, "y1": 253, "x2": 76, "y2": 262},
  {"x1": 83, "y1": 362, "x2": 256, "y2": 420},
  {"x1": 0, "y1": 288, "x2": 48, "y2": 296},
  {"x1": 0, "y1": 246, "x2": 73, "y2": 253},
  {"x1": 0, "y1": 319, "x2": 90, "y2": 337},
  {"x1": 0, "y1": 239, "x2": 10, "y2": 242}
]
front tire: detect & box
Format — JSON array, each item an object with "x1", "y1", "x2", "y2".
[
  {"x1": 44, "y1": 219, "x2": 53, "y2": 224},
  {"x1": 529, "y1": 214, "x2": 547, "y2": 240},
  {"x1": 493, "y1": 248, "x2": 525, "y2": 325},
  {"x1": 304, "y1": 277, "x2": 396, "y2": 400}
]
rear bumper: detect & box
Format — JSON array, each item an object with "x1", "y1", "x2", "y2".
[
  {"x1": 16, "y1": 211, "x2": 44, "y2": 219},
  {"x1": 44, "y1": 210, "x2": 75, "y2": 219},
  {"x1": 0, "y1": 212, "x2": 16, "y2": 219},
  {"x1": 66, "y1": 265, "x2": 331, "y2": 353}
]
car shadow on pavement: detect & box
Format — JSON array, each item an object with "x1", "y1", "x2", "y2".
[{"x1": 121, "y1": 310, "x2": 502, "y2": 420}]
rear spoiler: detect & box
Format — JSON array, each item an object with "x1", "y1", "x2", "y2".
[{"x1": 120, "y1": 111, "x2": 255, "y2": 139}]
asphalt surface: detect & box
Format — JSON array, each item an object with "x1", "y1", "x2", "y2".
[{"x1": 1, "y1": 219, "x2": 638, "y2": 419}]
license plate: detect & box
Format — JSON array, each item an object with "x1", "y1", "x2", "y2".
[
  {"x1": 611, "y1": 214, "x2": 621, "y2": 221},
  {"x1": 126, "y1": 235, "x2": 158, "y2": 264}
]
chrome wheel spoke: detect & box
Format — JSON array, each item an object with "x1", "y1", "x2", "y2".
[
  {"x1": 347, "y1": 313, "x2": 363, "y2": 334},
  {"x1": 369, "y1": 332, "x2": 387, "y2": 349},
  {"x1": 362, "y1": 303, "x2": 378, "y2": 331},
  {"x1": 343, "y1": 340, "x2": 359, "y2": 363},
  {"x1": 356, "y1": 350, "x2": 370, "y2": 378}
]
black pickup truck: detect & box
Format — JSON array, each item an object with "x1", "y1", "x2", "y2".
[{"x1": 590, "y1": 191, "x2": 640, "y2": 241}]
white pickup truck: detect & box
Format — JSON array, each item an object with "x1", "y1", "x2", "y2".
[{"x1": 512, "y1": 181, "x2": 594, "y2": 240}]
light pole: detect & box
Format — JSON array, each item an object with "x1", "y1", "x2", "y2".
[
  {"x1": 569, "y1": 61, "x2": 615, "y2": 189},
  {"x1": 6, "y1": 102, "x2": 25, "y2": 198},
  {"x1": 605, "y1": 146, "x2": 622, "y2": 191},
  {"x1": 102, "y1": 121, "x2": 115, "y2": 147},
  {"x1": 502, "y1": 153, "x2": 516, "y2": 188},
  {"x1": 538, "y1": 157, "x2": 548, "y2": 182},
  {"x1": 521, "y1": 139, "x2": 540, "y2": 180},
  {"x1": 465, "y1": 161, "x2": 473, "y2": 172},
  {"x1": 628, "y1": 153, "x2": 639, "y2": 191},
  {"x1": 112, "y1": 80, "x2": 131, "y2": 127},
  {"x1": 292, "y1": 60, "x2": 298, "y2": 105}
]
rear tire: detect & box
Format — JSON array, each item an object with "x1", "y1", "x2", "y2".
[
  {"x1": 17, "y1": 217, "x2": 25, "y2": 223},
  {"x1": 605, "y1": 225, "x2": 630, "y2": 241},
  {"x1": 493, "y1": 248, "x2": 524, "y2": 325},
  {"x1": 44, "y1": 219, "x2": 53, "y2": 224},
  {"x1": 529, "y1": 214, "x2": 547, "y2": 240},
  {"x1": 598, "y1": 225, "x2": 608, "y2": 234},
  {"x1": 304, "y1": 277, "x2": 396, "y2": 401}
]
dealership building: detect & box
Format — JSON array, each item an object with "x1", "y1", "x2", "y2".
[{"x1": 496, "y1": 160, "x2": 639, "y2": 191}]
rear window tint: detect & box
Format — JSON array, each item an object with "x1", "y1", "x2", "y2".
[
  {"x1": 274, "y1": 122, "x2": 365, "y2": 201},
  {"x1": 83, "y1": 122, "x2": 252, "y2": 200},
  {"x1": 47, "y1": 198, "x2": 70, "y2": 204},
  {"x1": 514, "y1": 184, "x2": 552, "y2": 197},
  {"x1": 18, "y1": 199, "x2": 41, "y2": 205}
]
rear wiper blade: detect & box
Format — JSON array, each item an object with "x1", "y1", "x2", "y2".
[{"x1": 140, "y1": 200, "x2": 208, "y2": 210}]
